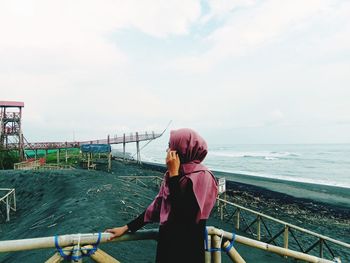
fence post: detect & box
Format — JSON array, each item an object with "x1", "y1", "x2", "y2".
[
  {"x1": 257, "y1": 216, "x2": 261, "y2": 241},
  {"x1": 65, "y1": 142, "x2": 68, "y2": 164},
  {"x1": 57, "y1": 149, "x2": 60, "y2": 164},
  {"x1": 205, "y1": 234, "x2": 211, "y2": 263},
  {"x1": 284, "y1": 225, "x2": 289, "y2": 250},
  {"x1": 212, "y1": 234, "x2": 222, "y2": 263},
  {"x1": 13, "y1": 189, "x2": 16, "y2": 211},
  {"x1": 235, "y1": 209, "x2": 240, "y2": 230},
  {"x1": 108, "y1": 153, "x2": 112, "y2": 172},
  {"x1": 220, "y1": 202, "x2": 224, "y2": 221},
  {"x1": 123, "y1": 133, "x2": 126, "y2": 162},
  {"x1": 6, "y1": 196, "x2": 10, "y2": 222},
  {"x1": 319, "y1": 238, "x2": 324, "y2": 258}
]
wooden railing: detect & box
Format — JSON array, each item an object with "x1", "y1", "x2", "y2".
[
  {"x1": 14, "y1": 160, "x2": 73, "y2": 170},
  {"x1": 0, "y1": 227, "x2": 337, "y2": 262},
  {"x1": 0, "y1": 188, "x2": 16, "y2": 222},
  {"x1": 14, "y1": 160, "x2": 41, "y2": 170},
  {"x1": 216, "y1": 197, "x2": 349, "y2": 261}
]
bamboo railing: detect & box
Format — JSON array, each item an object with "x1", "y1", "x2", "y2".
[
  {"x1": 216, "y1": 197, "x2": 349, "y2": 261},
  {"x1": 0, "y1": 227, "x2": 337, "y2": 262},
  {"x1": 14, "y1": 160, "x2": 41, "y2": 170},
  {"x1": 13, "y1": 161, "x2": 73, "y2": 170},
  {"x1": 0, "y1": 188, "x2": 16, "y2": 222}
]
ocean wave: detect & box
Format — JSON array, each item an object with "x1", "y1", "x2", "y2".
[
  {"x1": 205, "y1": 167, "x2": 350, "y2": 189},
  {"x1": 209, "y1": 151, "x2": 300, "y2": 160}
]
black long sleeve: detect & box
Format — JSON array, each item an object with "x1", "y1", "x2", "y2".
[
  {"x1": 127, "y1": 211, "x2": 147, "y2": 232},
  {"x1": 127, "y1": 175, "x2": 199, "y2": 232}
]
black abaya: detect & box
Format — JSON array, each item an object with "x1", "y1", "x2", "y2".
[{"x1": 127, "y1": 176, "x2": 206, "y2": 263}]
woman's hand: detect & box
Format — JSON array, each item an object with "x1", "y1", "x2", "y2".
[
  {"x1": 166, "y1": 150, "x2": 180, "y2": 177},
  {"x1": 105, "y1": 225, "x2": 129, "y2": 241}
]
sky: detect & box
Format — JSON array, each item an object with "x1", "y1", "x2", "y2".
[{"x1": 1, "y1": 0, "x2": 350, "y2": 145}]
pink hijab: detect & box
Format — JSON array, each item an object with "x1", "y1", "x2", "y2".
[{"x1": 144, "y1": 128, "x2": 218, "y2": 225}]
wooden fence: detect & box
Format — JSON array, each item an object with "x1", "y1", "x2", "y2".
[
  {"x1": 0, "y1": 188, "x2": 16, "y2": 222},
  {"x1": 0, "y1": 227, "x2": 337, "y2": 263}
]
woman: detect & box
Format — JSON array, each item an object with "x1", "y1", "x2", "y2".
[{"x1": 106, "y1": 128, "x2": 218, "y2": 263}]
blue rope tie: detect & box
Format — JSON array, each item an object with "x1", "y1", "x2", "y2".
[
  {"x1": 54, "y1": 232, "x2": 102, "y2": 261},
  {"x1": 224, "y1": 232, "x2": 236, "y2": 252},
  {"x1": 204, "y1": 227, "x2": 236, "y2": 253}
]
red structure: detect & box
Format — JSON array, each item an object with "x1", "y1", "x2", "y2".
[
  {"x1": 0, "y1": 101, "x2": 25, "y2": 160},
  {"x1": 1, "y1": 101, "x2": 164, "y2": 164}
]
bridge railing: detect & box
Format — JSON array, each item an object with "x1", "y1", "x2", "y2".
[
  {"x1": 0, "y1": 227, "x2": 336, "y2": 263},
  {"x1": 5, "y1": 131, "x2": 163, "y2": 150}
]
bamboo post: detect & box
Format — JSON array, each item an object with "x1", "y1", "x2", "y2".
[
  {"x1": 284, "y1": 225, "x2": 289, "y2": 250},
  {"x1": 220, "y1": 202, "x2": 224, "y2": 220},
  {"x1": 87, "y1": 152, "x2": 90, "y2": 170},
  {"x1": 82, "y1": 245, "x2": 120, "y2": 263},
  {"x1": 222, "y1": 240, "x2": 246, "y2": 263},
  {"x1": 123, "y1": 133, "x2": 126, "y2": 162},
  {"x1": 57, "y1": 149, "x2": 60, "y2": 164},
  {"x1": 45, "y1": 252, "x2": 63, "y2": 263},
  {"x1": 205, "y1": 234, "x2": 211, "y2": 263},
  {"x1": 136, "y1": 132, "x2": 140, "y2": 164},
  {"x1": 257, "y1": 216, "x2": 261, "y2": 241},
  {"x1": 6, "y1": 196, "x2": 10, "y2": 222},
  {"x1": 13, "y1": 189, "x2": 16, "y2": 211},
  {"x1": 108, "y1": 153, "x2": 112, "y2": 172},
  {"x1": 65, "y1": 143, "x2": 68, "y2": 164},
  {"x1": 212, "y1": 234, "x2": 222, "y2": 263},
  {"x1": 319, "y1": 238, "x2": 324, "y2": 258},
  {"x1": 235, "y1": 209, "x2": 240, "y2": 230}
]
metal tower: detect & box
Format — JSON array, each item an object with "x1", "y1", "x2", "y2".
[{"x1": 0, "y1": 101, "x2": 25, "y2": 160}]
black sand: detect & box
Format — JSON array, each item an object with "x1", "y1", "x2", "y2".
[{"x1": 0, "y1": 160, "x2": 349, "y2": 262}]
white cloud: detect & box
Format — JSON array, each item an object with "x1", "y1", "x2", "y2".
[
  {"x1": 1, "y1": 0, "x2": 350, "y2": 143},
  {"x1": 172, "y1": 0, "x2": 349, "y2": 72},
  {"x1": 201, "y1": 0, "x2": 256, "y2": 22},
  {"x1": 0, "y1": 0, "x2": 202, "y2": 74}
]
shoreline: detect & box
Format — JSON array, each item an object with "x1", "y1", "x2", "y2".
[
  {"x1": 141, "y1": 161, "x2": 350, "y2": 245},
  {"x1": 141, "y1": 161, "x2": 350, "y2": 210}
]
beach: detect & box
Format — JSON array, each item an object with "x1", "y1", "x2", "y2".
[{"x1": 0, "y1": 160, "x2": 349, "y2": 262}]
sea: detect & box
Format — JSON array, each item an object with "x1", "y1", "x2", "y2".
[{"x1": 119, "y1": 142, "x2": 350, "y2": 189}]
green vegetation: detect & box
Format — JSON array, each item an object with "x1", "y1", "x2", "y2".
[
  {"x1": 0, "y1": 146, "x2": 19, "y2": 169},
  {"x1": 0, "y1": 148, "x2": 82, "y2": 170},
  {"x1": 25, "y1": 148, "x2": 81, "y2": 165}
]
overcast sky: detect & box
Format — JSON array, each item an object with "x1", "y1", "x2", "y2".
[{"x1": 1, "y1": 0, "x2": 350, "y2": 144}]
